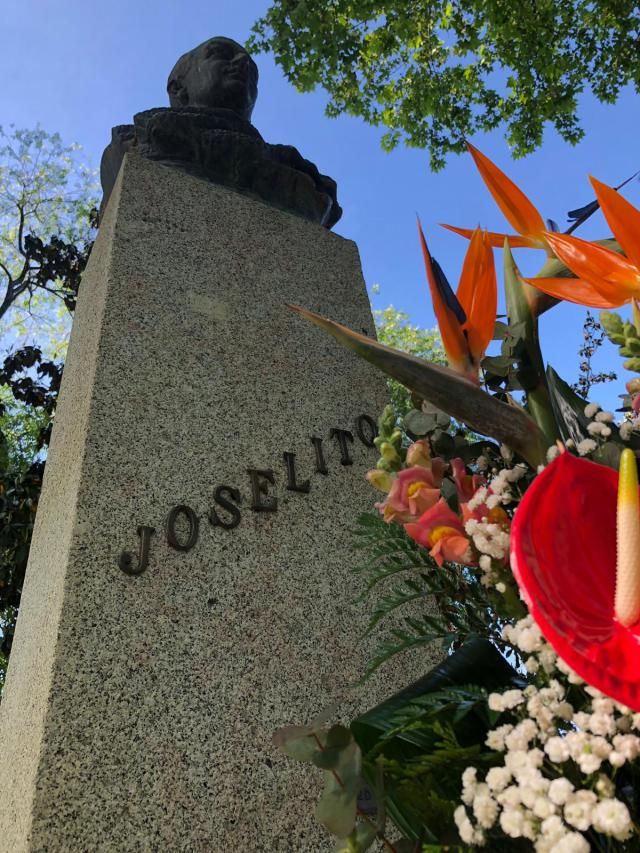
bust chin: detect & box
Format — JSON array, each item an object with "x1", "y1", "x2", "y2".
[{"x1": 100, "y1": 37, "x2": 341, "y2": 228}]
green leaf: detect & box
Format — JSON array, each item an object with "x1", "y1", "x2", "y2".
[
  {"x1": 332, "y1": 822, "x2": 379, "y2": 852},
  {"x1": 352, "y1": 640, "x2": 524, "y2": 842},
  {"x1": 503, "y1": 242, "x2": 558, "y2": 445},
  {"x1": 403, "y1": 409, "x2": 432, "y2": 436},
  {"x1": 287, "y1": 303, "x2": 547, "y2": 467},
  {"x1": 272, "y1": 725, "x2": 318, "y2": 762},
  {"x1": 481, "y1": 354, "x2": 515, "y2": 377},
  {"x1": 493, "y1": 320, "x2": 509, "y2": 340},
  {"x1": 545, "y1": 365, "x2": 592, "y2": 443},
  {"x1": 327, "y1": 725, "x2": 354, "y2": 750},
  {"x1": 316, "y1": 738, "x2": 362, "y2": 838}
]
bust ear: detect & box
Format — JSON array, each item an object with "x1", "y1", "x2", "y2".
[{"x1": 167, "y1": 79, "x2": 189, "y2": 107}]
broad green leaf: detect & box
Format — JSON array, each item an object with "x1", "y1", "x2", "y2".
[
  {"x1": 316, "y1": 739, "x2": 362, "y2": 837},
  {"x1": 272, "y1": 725, "x2": 318, "y2": 762},
  {"x1": 288, "y1": 304, "x2": 546, "y2": 468}
]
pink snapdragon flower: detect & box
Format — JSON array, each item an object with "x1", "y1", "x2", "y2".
[
  {"x1": 450, "y1": 457, "x2": 485, "y2": 504},
  {"x1": 404, "y1": 498, "x2": 474, "y2": 566},
  {"x1": 376, "y1": 465, "x2": 443, "y2": 523}
]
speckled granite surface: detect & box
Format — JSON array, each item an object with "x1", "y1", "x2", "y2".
[{"x1": 0, "y1": 155, "x2": 441, "y2": 852}]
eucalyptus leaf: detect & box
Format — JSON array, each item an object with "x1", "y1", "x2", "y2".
[
  {"x1": 273, "y1": 725, "x2": 318, "y2": 762},
  {"x1": 327, "y1": 725, "x2": 353, "y2": 750},
  {"x1": 316, "y1": 739, "x2": 362, "y2": 837},
  {"x1": 403, "y1": 409, "x2": 432, "y2": 437},
  {"x1": 493, "y1": 320, "x2": 508, "y2": 340},
  {"x1": 317, "y1": 774, "x2": 359, "y2": 839},
  {"x1": 331, "y1": 822, "x2": 379, "y2": 852}
]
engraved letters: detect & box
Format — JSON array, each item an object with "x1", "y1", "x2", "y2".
[{"x1": 119, "y1": 413, "x2": 377, "y2": 573}]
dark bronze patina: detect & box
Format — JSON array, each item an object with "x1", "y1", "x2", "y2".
[
  {"x1": 310, "y1": 435, "x2": 329, "y2": 475},
  {"x1": 167, "y1": 504, "x2": 200, "y2": 551},
  {"x1": 330, "y1": 428, "x2": 355, "y2": 465},
  {"x1": 247, "y1": 468, "x2": 278, "y2": 512},
  {"x1": 119, "y1": 525, "x2": 156, "y2": 575},
  {"x1": 355, "y1": 414, "x2": 378, "y2": 448},
  {"x1": 100, "y1": 36, "x2": 341, "y2": 227},
  {"x1": 209, "y1": 485, "x2": 242, "y2": 530},
  {"x1": 283, "y1": 452, "x2": 311, "y2": 493},
  {"x1": 118, "y1": 415, "x2": 379, "y2": 572}
]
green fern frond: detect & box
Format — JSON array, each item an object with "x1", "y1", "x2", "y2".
[{"x1": 353, "y1": 511, "x2": 506, "y2": 676}]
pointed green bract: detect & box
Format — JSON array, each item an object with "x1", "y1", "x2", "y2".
[
  {"x1": 288, "y1": 304, "x2": 547, "y2": 468},
  {"x1": 503, "y1": 241, "x2": 558, "y2": 447}
]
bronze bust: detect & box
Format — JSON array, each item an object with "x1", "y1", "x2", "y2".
[{"x1": 100, "y1": 37, "x2": 342, "y2": 228}]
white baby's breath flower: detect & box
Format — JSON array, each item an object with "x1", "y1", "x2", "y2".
[
  {"x1": 591, "y1": 798, "x2": 632, "y2": 840},
  {"x1": 548, "y1": 778, "x2": 574, "y2": 806},
  {"x1": 546, "y1": 444, "x2": 561, "y2": 462},
  {"x1": 563, "y1": 790, "x2": 597, "y2": 831},
  {"x1": 473, "y1": 791, "x2": 499, "y2": 828},
  {"x1": 545, "y1": 737, "x2": 570, "y2": 763},
  {"x1": 619, "y1": 420, "x2": 634, "y2": 441},
  {"x1": 486, "y1": 724, "x2": 513, "y2": 751},
  {"x1": 549, "y1": 831, "x2": 590, "y2": 852},
  {"x1": 500, "y1": 806, "x2": 526, "y2": 838},
  {"x1": 486, "y1": 766, "x2": 511, "y2": 793},
  {"x1": 576, "y1": 438, "x2": 597, "y2": 456}
]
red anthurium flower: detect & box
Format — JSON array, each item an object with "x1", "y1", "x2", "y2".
[
  {"x1": 523, "y1": 178, "x2": 640, "y2": 309},
  {"x1": 418, "y1": 221, "x2": 497, "y2": 384},
  {"x1": 442, "y1": 143, "x2": 549, "y2": 251},
  {"x1": 405, "y1": 498, "x2": 473, "y2": 567},
  {"x1": 510, "y1": 449, "x2": 640, "y2": 709}
]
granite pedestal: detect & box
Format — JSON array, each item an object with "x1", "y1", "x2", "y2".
[{"x1": 0, "y1": 155, "x2": 438, "y2": 851}]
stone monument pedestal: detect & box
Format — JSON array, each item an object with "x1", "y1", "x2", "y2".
[{"x1": 0, "y1": 156, "x2": 437, "y2": 851}]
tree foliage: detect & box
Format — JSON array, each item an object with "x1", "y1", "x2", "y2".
[
  {"x1": 249, "y1": 0, "x2": 640, "y2": 169},
  {"x1": 0, "y1": 128, "x2": 96, "y2": 692},
  {"x1": 0, "y1": 125, "x2": 97, "y2": 326}
]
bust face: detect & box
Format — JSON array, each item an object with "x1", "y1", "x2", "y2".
[{"x1": 167, "y1": 37, "x2": 259, "y2": 121}]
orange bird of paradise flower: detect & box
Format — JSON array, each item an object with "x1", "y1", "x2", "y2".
[
  {"x1": 418, "y1": 220, "x2": 496, "y2": 384},
  {"x1": 442, "y1": 143, "x2": 550, "y2": 251},
  {"x1": 523, "y1": 178, "x2": 640, "y2": 309}
]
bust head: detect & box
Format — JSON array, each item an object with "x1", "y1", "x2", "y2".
[{"x1": 167, "y1": 37, "x2": 259, "y2": 122}]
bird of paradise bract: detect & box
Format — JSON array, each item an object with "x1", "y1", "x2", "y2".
[
  {"x1": 510, "y1": 449, "x2": 640, "y2": 710},
  {"x1": 524, "y1": 177, "x2": 640, "y2": 309},
  {"x1": 418, "y1": 221, "x2": 496, "y2": 384}
]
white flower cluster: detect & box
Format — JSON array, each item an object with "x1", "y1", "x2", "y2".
[
  {"x1": 466, "y1": 518, "x2": 510, "y2": 563},
  {"x1": 576, "y1": 438, "x2": 597, "y2": 456},
  {"x1": 453, "y1": 617, "x2": 637, "y2": 849},
  {"x1": 582, "y1": 402, "x2": 640, "y2": 446},
  {"x1": 484, "y1": 463, "x2": 528, "y2": 508},
  {"x1": 619, "y1": 414, "x2": 640, "y2": 442}
]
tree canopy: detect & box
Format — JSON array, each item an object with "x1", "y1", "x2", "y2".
[
  {"x1": 249, "y1": 0, "x2": 640, "y2": 169},
  {"x1": 0, "y1": 127, "x2": 96, "y2": 692},
  {"x1": 0, "y1": 126, "x2": 96, "y2": 334}
]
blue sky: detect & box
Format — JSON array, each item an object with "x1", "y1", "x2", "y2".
[{"x1": 2, "y1": 0, "x2": 638, "y2": 412}]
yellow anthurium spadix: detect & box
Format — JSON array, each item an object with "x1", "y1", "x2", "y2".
[{"x1": 616, "y1": 448, "x2": 640, "y2": 627}]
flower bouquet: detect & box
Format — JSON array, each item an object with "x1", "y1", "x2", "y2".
[{"x1": 276, "y1": 146, "x2": 640, "y2": 852}]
